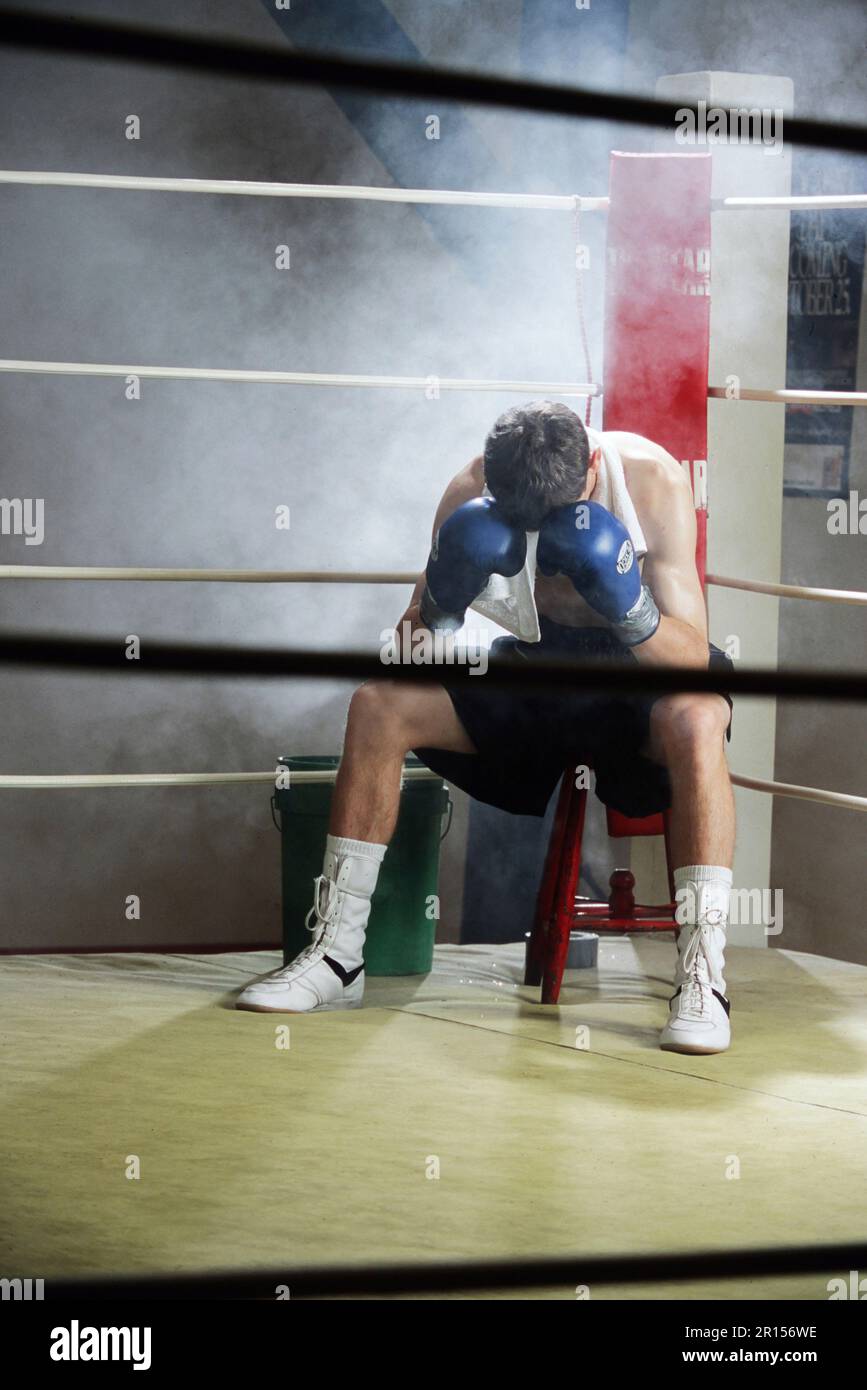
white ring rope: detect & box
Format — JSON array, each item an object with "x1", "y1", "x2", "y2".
[
  {"x1": 0, "y1": 767, "x2": 440, "y2": 789},
  {"x1": 0, "y1": 170, "x2": 604, "y2": 212},
  {"x1": 716, "y1": 194, "x2": 867, "y2": 211},
  {"x1": 5, "y1": 567, "x2": 867, "y2": 609},
  {"x1": 1, "y1": 170, "x2": 864, "y2": 214},
  {"x1": 0, "y1": 767, "x2": 861, "y2": 810},
  {"x1": 0, "y1": 567, "x2": 418, "y2": 583},
  {"x1": 708, "y1": 386, "x2": 867, "y2": 406},
  {"x1": 729, "y1": 774, "x2": 867, "y2": 813},
  {"x1": 1, "y1": 360, "x2": 863, "y2": 408},
  {"x1": 707, "y1": 574, "x2": 867, "y2": 606},
  {"x1": 0, "y1": 359, "x2": 598, "y2": 396}
]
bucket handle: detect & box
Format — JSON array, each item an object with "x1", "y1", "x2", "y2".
[{"x1": 440, "y1": 795, "x2": 453, "y2": 841}]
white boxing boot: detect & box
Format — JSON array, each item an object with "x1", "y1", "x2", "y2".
[
  {"x1": 660, "y1": 866, "x2": 732, "y2": 1055},
  {"x1": 236, "y1": 836, "x2": 385, "y2": 1013}
]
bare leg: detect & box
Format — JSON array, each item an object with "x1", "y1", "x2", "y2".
[
  {"x1": 645, "y1": 694, "x2": 735, "y2": 868},
  {"x1": 329, "y1": 680, "x2": 476, "y2": 843}
]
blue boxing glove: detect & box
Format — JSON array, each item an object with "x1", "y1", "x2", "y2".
[
  {"x1": 537, "y1": 501, "x2": 660, "y2": 646},
  {"x1": 420, "y1": 497, "x2": 527, "y2": 633}
]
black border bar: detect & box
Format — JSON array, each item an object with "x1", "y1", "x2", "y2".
[
  {"x1": 0, "y1": 10, "x2": 865, "y2": 155},
  {"x1": 46, "y1": 1240, "x2": 867, "y2": 1298},
  {"x1": 0, "y1": 632, "x2": 864, "y2": 702}
]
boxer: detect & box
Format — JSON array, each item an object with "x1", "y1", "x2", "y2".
[{"x1": 237, "y1": 401, "x2": 734, "y2": 1056}]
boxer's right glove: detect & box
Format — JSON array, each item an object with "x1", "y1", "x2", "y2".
[
  {"x1": 537, "y1": 500, "x2": 660, "y2": 646},
  {"x1": 419, "y1": 497, "x2": 527, "y2": 633}
]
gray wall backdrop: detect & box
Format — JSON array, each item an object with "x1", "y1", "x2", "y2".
[{"x1": 1, "y1": 0, "x2": 865, "y2": 959}]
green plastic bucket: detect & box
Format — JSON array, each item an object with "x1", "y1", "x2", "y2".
[{"x1": 273, "y1": 755, "x2": 452, "y2": 976}]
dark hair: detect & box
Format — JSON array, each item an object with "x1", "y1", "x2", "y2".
[{"x1": 482, "y1": 401, "x2": 590, "y2": 530}]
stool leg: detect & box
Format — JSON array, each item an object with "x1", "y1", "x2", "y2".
[
  {"x1": 525, "y1": 772, "x2": 573, "y2": 986},
  {"x1": 541, "y1": 784, "x2": 587, "y2": 1004},
  {"x1": 662, "y1": 809, "x2": 679, "y2": 940}
]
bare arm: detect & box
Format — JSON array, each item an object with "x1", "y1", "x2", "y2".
[{"x1": 630, "y1": 462, "x2": 709, "y2": 669}]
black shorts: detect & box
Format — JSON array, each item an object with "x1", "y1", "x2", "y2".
[{"x1": 413, "y1": 615, "x2": 734, "y2": 820}]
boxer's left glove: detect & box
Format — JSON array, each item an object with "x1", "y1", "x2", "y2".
[
  {"x1": 420, "y1": 497, "x2": 527, "y2": 633},
  {"x1": 537, "y1": 500, "x2": 660, "y2": 646}
]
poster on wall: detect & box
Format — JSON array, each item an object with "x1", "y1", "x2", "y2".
[{"x1": 784, "y1": 195, "x2": 865, "y2": 498}]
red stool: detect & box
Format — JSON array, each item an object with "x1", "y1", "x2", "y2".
[{"x1": 524, "y1": 770, "x2": 678, "y2": 1004}]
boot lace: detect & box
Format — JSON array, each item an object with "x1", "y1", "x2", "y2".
[
  {"x1": 275, "y1": 876, "x2": 339, "y2": 977},
  {"x1": 678, "y1": 921, "x2": 719, "y2": 1018}
]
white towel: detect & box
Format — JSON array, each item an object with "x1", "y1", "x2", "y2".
[
  {"x1": 585, "y1": 427, "x2": 648, "y2": 561},
  {"x1": 469, "y1": 429, "x2": 646, "y2": 642}
]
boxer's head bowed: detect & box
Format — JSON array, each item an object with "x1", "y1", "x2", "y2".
[{"x1": 483, "y1": 400, "x2": 590, "y2": 531}]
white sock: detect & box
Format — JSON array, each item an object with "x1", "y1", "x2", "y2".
[
  {"x1": 323, "y1": 835, "x2": 387, "y2": 900},
  {"x1": 674, "y1": 864, "x2": 732, "y2": 929}
]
